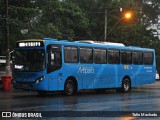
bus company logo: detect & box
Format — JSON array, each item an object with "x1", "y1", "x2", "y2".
[
  {"x1": 2, "y1": 112, "x2": 11, "y2": 117},
  {"x1": 77, "y1": 66, "x2": 94, "y2": 74},
  {"x1": 124, "y1": 65, "x2": 129, "y2": 70}
]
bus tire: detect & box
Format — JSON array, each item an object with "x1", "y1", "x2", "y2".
[
  {"x1": 121, "y1": 78, "x2": 131, "y2": 93},
  {"x1": 64, "y1": 79, "x2": 77, "y2": 96}
]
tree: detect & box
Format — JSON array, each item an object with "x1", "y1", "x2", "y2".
[
  {"x1": 0, "y1": 0, "x2": 89, "y2": 52},
  {"x1": 27, "y1": 0, "x2": 89, "y2": 40},
  {"x1": 6, "y1": 0, "x2": 42, "y2": 47},
  {"x1": 142, "y1": 0, "x2": 160, "y2": 26},
  {"x1": 74, "y1": 0, "x2": 121, "y2": 40}
]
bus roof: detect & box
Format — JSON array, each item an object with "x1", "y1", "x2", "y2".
[
  {"x1": 16, "y1": 38, "x2": 154, "y2": 51},
  {"x1": 75, "y1": 40, "x2": 125, "y2": 46}
]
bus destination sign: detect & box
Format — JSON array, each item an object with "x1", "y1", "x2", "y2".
[{"x1": 17, "y1": 41, "x2": 44, "y2": 48}]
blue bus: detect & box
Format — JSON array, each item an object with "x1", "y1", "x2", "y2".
[{"x1": 13, "y1": 38, "x2": 156, "y2": 95}]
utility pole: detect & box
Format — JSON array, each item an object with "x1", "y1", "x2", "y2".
[
  {"x1": 5, "y1": 0, "x2": 11, "y2": 76},
  {"x1": 104, "y1": 5, "x2": 107, "y2": 41}
]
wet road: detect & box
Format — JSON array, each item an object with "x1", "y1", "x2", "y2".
[{"x1": 1, "y1": 81, "x2": 160, "y2": 120}]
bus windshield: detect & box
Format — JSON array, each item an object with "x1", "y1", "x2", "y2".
[{"x1": 14, "y1": 49, "x2": 45, "y2": 72}]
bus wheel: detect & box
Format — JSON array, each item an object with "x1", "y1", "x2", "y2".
[
  {"x1": 121, "y1": 78, "x2": 131, "y2": 93},
  {"x1": 64, "y1": 79, "x2": 77, "y2": 96}
]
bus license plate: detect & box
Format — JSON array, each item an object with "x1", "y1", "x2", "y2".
[{"x1": 20, "y1": 83, "x2": 28, "y2": 88}]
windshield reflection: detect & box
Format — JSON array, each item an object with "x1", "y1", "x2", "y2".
[{"x1": 14, "y1": 49, "x2": 45, "y2": 72}]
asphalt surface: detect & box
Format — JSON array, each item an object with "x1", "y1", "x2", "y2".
[{"x1": 0, "y1": 81, "x2": 160, "y2": 120}]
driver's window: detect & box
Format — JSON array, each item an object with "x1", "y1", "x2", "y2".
[{"x1": 47, "y1": 44, "x2": 62, "y2": 73}]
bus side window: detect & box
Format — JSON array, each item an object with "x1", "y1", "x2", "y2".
[
  {"x1": 108, "y1": 49, "x2": 120, "y2": 64},
  {"x1": 144, "y1": 52, "x2": 153, "y2": 65},
  {"x1": 47, "y1": 45, "x2": 62, "y2": 73},
  {"x1": 133, "y1": 51, "x2": 143, "y2": 65}
]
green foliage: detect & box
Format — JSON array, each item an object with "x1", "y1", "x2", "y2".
[
  {"x1": 0, "y1": 0, "x2": 158, "y2": 43},
  {"x1": 16, "y1": 0, "x2": 89, "y2": 40},
  {"x1": 0, "y1": 0, "x2": 160, "y2": 70},
  {"x1": 142, "y1": 0, "x2": 160, "y2": 25}
]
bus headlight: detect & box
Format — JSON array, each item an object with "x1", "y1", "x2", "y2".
[{"x1": 35, "y1": 76, "x2": 45, "y2": 84}]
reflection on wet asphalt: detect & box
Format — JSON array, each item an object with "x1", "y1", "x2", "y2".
[{"x1": 1, "y1": 81, "x2": 160, "y2": 120}]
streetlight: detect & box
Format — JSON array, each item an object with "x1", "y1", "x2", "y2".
[
  {"x1": 125, "y1": 12, "x2": 132, "y2": 19},
  {"x1": 105, "y1": 11, "x2": 132, "y2": 40}
]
